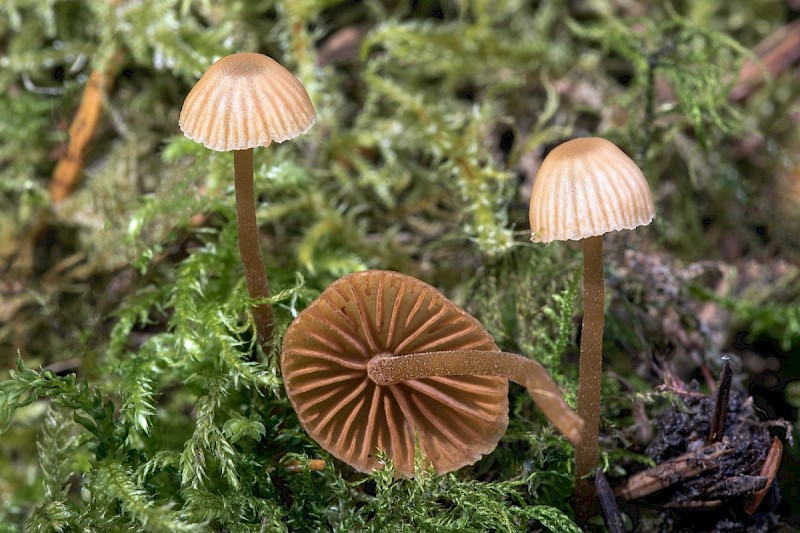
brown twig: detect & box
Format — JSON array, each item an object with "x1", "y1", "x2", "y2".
[
  {"x1": 596, "y1": 468, "x2": 626, "y2": 533},
  {"x1": 706, "y1": 475, "x2": 766, "y2": 499},
  {"x1": 707, "y1": 357, "x2": 732, "y2": 444},
  {"x1": 283, "y1": 459, "x2": 326, "y2": 472},
  {"x1": 730, "y1": 20, "x2": 800, "y2": 101},
  {"x1": 615, "y1": 440, "x2": 733, "y2": 501},
  {"x1": 49, "y1": 50, "x2": 125, "y2": 203},
  {"x1": 745, "y1": 436, "x2": 784, "y2": 515}
]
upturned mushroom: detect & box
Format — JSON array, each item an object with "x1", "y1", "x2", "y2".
[
  {"x1": 281, "y1": 270, "x2": 582, "y2": 477},
  {"x1": 179, "y1": 52, "x2": 316, "y2": 347},
  {"x1": 528, "y1": 137, "x2": 655, "y2": 518}
]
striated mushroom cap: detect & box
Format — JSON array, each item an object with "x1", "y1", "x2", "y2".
[
  {"x1": 281, "y1": 270, "x2": 509, "y2": 477},
  {"x1": 529, "y1": 137, "x2": 655, "y2": 243},
  {"x1": 179, "y1": 52, "x2": 316, "y2": 151}
]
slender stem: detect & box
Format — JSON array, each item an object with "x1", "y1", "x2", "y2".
[
  {"x1": 367, "y1": 349, "x2": 583, "y2": 446},
  {"x1": 574, "y1": 235, "x2": 605, "y2": 521},
  {"x1": 234, "y1": 148, "x2": 273, "y2": 347}
]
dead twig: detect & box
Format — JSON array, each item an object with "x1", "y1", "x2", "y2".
[
  {"x1": 615, "y1": 440, "x2": 733, "y2": 501},
  {"x1": 707, "y1": 357, "x2": 732, "y2": 444},
  {"x1": 745, "y1": 436, "x2": 784, "y2": 515},
  {"x1": 730, "y1": 20, "x2": 800, "y2": 101},
  {"x1": 49, "y1": 50, "x2": 125, "y2": 203},
  {"x1": 596, "y1": 468, "x2": 626, "y2": 533}
]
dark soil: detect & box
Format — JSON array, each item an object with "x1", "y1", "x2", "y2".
[{"x1": 617, "y1": 382, "x2": 789, "y2": 532}]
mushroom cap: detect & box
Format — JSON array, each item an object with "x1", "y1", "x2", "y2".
[
  {"x1": 179, "y1": 52, "x2": 316, "y2": 151},
  {"x1": 529, "y1": 137, "x2": 655, "y2": 243},
  {"x1": 281, "y1": 270, "x2": 509, "y2": 477}
]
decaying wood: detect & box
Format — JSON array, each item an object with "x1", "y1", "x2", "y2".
[
  {"x1": 664, "y1": 499, "x2": 722, "y2": 509},
  {"x1": 616, "y1": 440, "x2": 733, "y2": 501},
  {"x1": 615, "y1": 351, "x2": 786, "y2": 525},
  {"x1": 706, "y1": 475, "x2": 766, "y2": 499},
  {"x1": 284, "y1": 458, "x2": 326, "y2": 472},
  {"x1": 730, "y1": 20, "x2": 800, "y2": 101},
  {"x1": 49, "y1": 50, "x2": 124, "y2": 203},
  {"x1": 595, "y1": 468, "x2": 625, "y2": 533},
  {"x1": 707, "y1": 357, "x2": 732, "y2": 444},
  {"x1": 660, "y1": 472, "x2": 767, "y2": 510},
  {"x1": 745, "y1": 436, "x2": 784, "y2": 515}
]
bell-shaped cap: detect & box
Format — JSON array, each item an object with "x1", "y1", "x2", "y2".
[
  {"x1": 281, "y1": 270, "x2": 508, "y2": 477},
  {"x1": 179, "y1": 52, "x2": 316, "y2": 151},
  {"x1": 529, "y1": 137, "x2": 655, "y2": 243}
]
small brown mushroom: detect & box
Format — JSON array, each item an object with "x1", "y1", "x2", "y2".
[
  {"x1": 281, "y1": 270, "x2": 582, "y2": 477},
  {"x1": 179, "y1": 52, "x2": 316, "y2": 346},
  {"x1": 529, "y1": 137, "x2": 655, "y2": 518}
]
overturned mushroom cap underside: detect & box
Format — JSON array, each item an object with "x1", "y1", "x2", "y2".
[
  {"x1": 179, "y1": 52, "x2": 316, "y2": 152},
  {"x1": 281, "y1": 270, "x2": 508, "y2": 477},
  {"x1": 529, "y1": 137, "x2": 655, "y2": 243}
]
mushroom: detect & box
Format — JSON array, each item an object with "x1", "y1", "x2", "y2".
[
  {"x1": 281, "y1": 270, "x2": 582, "y2": 477},
  {"x1": 528, "y1": 137, "x2": 655, "y2": 517},
  {"x1": 179, "y1": 52, "x2": 316, "y2": 346}
]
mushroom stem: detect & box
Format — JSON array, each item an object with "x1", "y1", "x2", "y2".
[
  {"x1": 574, "y1": 234, "x2": 605, "y2": 519},
  {"x1": 368, "y1": 350, "x2": 583, "y2": 446},
  {"x1": 234, "y1": 148, "x2": 273, "y2": 347}
]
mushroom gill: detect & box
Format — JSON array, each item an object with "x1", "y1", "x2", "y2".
[
  {"x1": 282, "y1": 270, "x2": 582, "y2": 477},
  {"x1": 281, "y1": 270, "x2": 509, "y2": 476}
]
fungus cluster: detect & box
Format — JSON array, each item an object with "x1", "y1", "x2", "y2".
[{"x1": 179, "y1": 53, "x2": 657, "y2": 523}]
